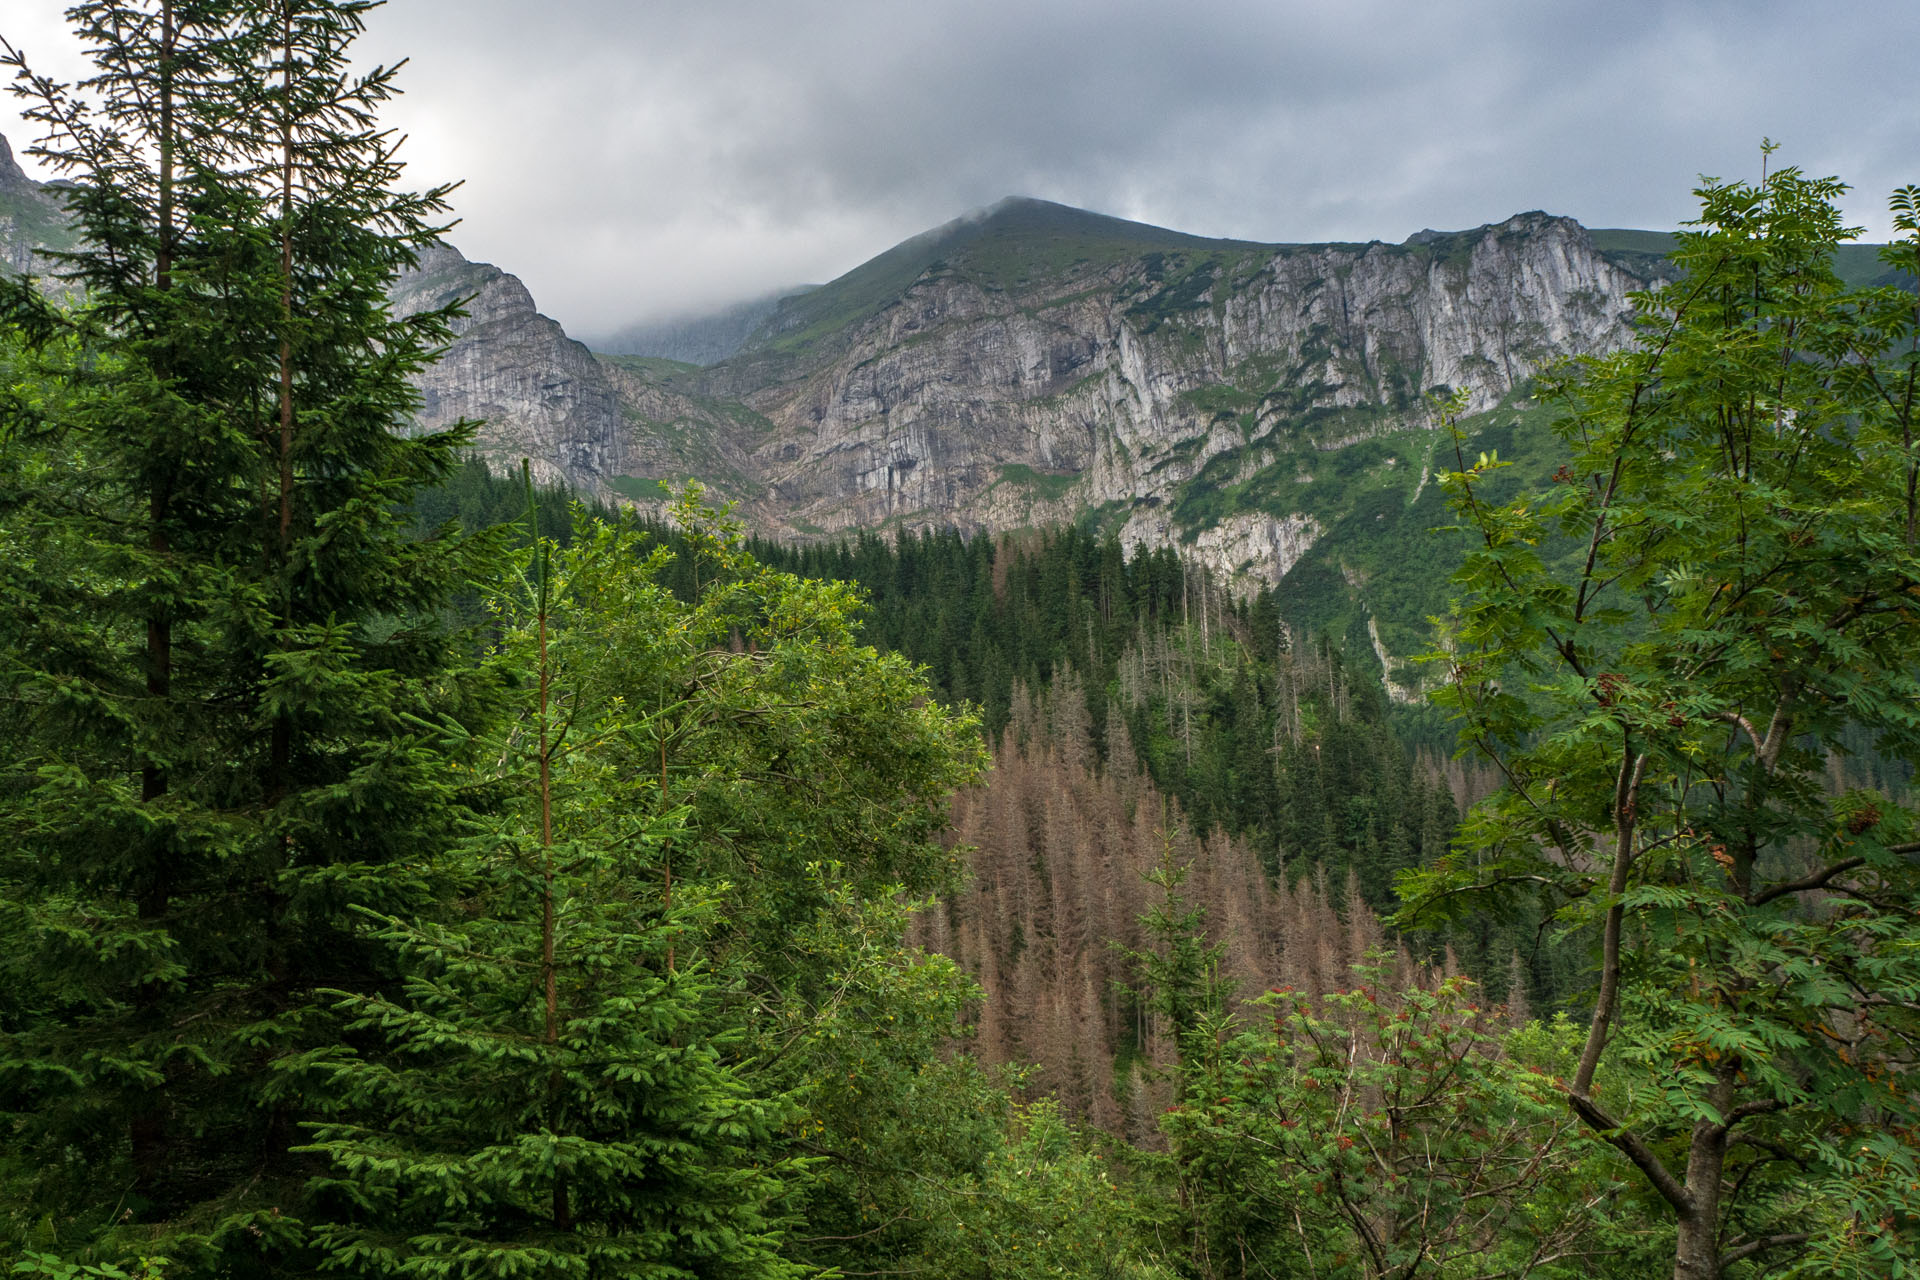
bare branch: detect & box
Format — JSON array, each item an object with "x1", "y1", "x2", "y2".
[
  {"x1": 1757, "y1": 696, "x2": 1795, "y2": 775},
  {"x1": 1713, "y1": 709, "x2": 1765, "y2": 756},
  {"x1": 1749, "y1": 858, "x2": 1865, "y2": 907},
  {"x1": 1716, "y1": 1098, "x2": 1786, "y2": 1134},
  {"x1": 1719, "y1": 1233, "x2": 1810, "y2": 1267},
  {"x1": 1574, "y1": 745, "x2": 1647, "y2": 1094},
  {"x1": 1564, "y1": 1090, "x2": 1693, "y2": 1217}
]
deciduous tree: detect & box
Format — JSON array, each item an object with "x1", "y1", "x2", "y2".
[{"x1": 1404, "y1": 161, "x2": 1920, "y2": 1279}]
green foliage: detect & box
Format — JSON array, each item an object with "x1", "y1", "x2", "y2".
[
  {"x1": 1133, "y1": 839, "x2": 1230, "y2": 1051},
  {"x1": 1167, "y1": 970, "x2": 1621, "y2": 1278},
  {"x1": 9, "y1": 1254, "x2": 169, "y2": 1280},
  {"x1": 1404, "y1": 163, "x2": 1920, "y2": 1277},
  {"x1": 593, "y1": 352, "x2": 703, "y2": 382},
  {"x1": 921, "y1": 1100, "x2": 1173, "y2": 1280},
  {"x1": 28, "y1": 8, "x2": 1919, "y2": 1276},
  {"x1": 405, "y1": 455, "x2": 612, "y2": 549},
  {"x1": 1588, "y1": 227, "x2": 1894, "y2": 289},
  {"x1": 765, "y1": 877, "x2": 1012, "y2": 1274},
  {"x1": 605, "y1": 472, "x2": 667, "y2": 501},
  {"x1": 696, "y1": 522, "x2": 1522, "y2": 990},
  {"x1": 1123, "y1": 253, "x2": 1229, "y2": 334},
  {"x1": 995, "y1": 461, "x2": 1080, "y2": 501},
  {"x1": 0, "y1": 2, "x2": 499, "y2": 1267},
  {"x1": 302, "y1": 497, "x2": 800, "y2": 1280},
  {"x1": 737, "y1": 198, "x2": 1270, "y2": 363}
]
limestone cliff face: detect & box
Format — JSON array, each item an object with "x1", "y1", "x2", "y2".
[
  {"x1": 0, "y1": 131, "x2": 634, "y2": 495},
  {"x1": 388, "y1": 244, "x2": 633, "y2": 490},
  {"x1": 0, "y1": 127, "x2": 1649, "y2": 616},
  {"x1": 0, "y1": 139, "x2": 1665, "y2": 688},
  {"x1": 0, "y1": 134, "x2": 79, "y2": 282},
  {"x1": 663, "y1": 208, "x2": 1644, "y2": 589}
]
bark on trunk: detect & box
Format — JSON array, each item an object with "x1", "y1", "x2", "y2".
[
  {"x1": 1672, "y1": 1073, "x2": 1735, "y2": 1280},
  {"x1": 1674, "y1": 1210, "x2": 1720, "y2": 1280},
  {"x1": 132, "y1": 0, "x2": 179, "y2": 1204}
]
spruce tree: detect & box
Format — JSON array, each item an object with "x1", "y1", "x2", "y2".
[
  {"x1": 0, "y1": 1, "x2": 495, "y2": 1265},
  {"x1": 302, "y1": 497, "x2": 799, "y2": 1280}
]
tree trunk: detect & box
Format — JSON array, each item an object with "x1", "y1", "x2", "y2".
[
  {"x1": 1673, "y1": 1074, "x2": 1734, "y2": 1280},
  {"x1": 1674, "y1": 1208, "x2": 1720, "y2": 1280},
  {"x1": 132, "y1": 0, "x2": 178, "y2": 1204}
]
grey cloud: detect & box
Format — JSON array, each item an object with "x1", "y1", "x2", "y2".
[{"x1": 4, "y1": 0, "x2": 1917, "y2": 334}]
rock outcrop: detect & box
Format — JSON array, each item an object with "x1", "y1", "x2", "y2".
[
  {"x1": 0, "y1": 132, "x2": 638, "y2": 495},
  {"x1": 0, "y1": 127, "x2": 1664, "y2": 656},
  {"x1": 387, "y1": 244, "x2": 635, "y2": 491},
  {"x1": 634, "y1": 203, "x2": 1649, "y2": 592},
  {"x1": 0, "y1": 134, "x2": 79, "y2": 280}
]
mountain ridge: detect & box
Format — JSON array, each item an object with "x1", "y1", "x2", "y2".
[{"x1": 2, "y1": 129, "x2": 1845, "y2": 694}]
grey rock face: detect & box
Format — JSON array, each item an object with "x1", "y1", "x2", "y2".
[
  {"x1": 0, "y1": 126, "x2": 1653, "y2": 606},
  {"x1": 0, "y1": 134, "x2": 78, "y2": 280},
  {"x1": 659, "y1": 211, "x2": 1645, "y2": 589},
  {"x1": 0, "y1": 133, "x2": 29, "y2": 192},
  {"x1": 0, "y1": 130, "x2": 640, "y2": 497},
  {"x1": 389, "y1": 244, "x2": 634, "y2": 491}
]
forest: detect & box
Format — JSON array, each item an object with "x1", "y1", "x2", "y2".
[{"x1": 3, "y1": 5, "x2": 1920, "y2": 1280}]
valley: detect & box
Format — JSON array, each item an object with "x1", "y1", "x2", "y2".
[
  {"x1": 1, "y1": 129, "x2": 1694, "y2": 696},
  {"x1": 4, "y1": 9, "x2": 1919, "y2": 1263}
]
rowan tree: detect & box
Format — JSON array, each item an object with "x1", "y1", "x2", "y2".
[
  {"x1": 1403, "y1": 161, "x2": 1920, "y2": 1279},
  {"x1": 1167, "y1": 972, "x2": 1617, "y2": 1279}
]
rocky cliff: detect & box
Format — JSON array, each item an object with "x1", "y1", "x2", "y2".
[
  {"x1": 628, "y1": 201, "x2": 1649, "y2": 590},
  {"x1": 585, "y1": 199, "x2": 1663, "y2": 699},
  {"x1": 0, "y1": 134, "x2": 79, "y2": 280},
  {"x1": 0, "y1": 132, "x2": 635, "y2": 495},
  {"x1": 387, "y1": 244, "x2": 634, "y2": 490},
  {"x1": 0, "y1": 131, "x2": 1651, "y2": 570},
  {"x1": 0, "y1": 129, "x2": 1672, "y2": 686}
]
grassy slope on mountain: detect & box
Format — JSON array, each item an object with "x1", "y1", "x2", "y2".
[
  {"x1": 738, "y1": 197, "x2": 1278, "y2": 361},
  {"x1": 1261, "y1": 393, "x2": 1561, "y2": 694},
  {"x1": 591, "y1": 351, "x2": 773, "y2": 500}
]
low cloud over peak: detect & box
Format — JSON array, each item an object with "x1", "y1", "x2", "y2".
[{"x1": 4, "y1": 0, "x2": 1914, "y2": 334}]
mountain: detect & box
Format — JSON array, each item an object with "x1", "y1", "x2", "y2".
[
  {"x1": 0, "y1": 144, "x2": 1670, "y2": 692},
  {"x1": 9, "y1": 133, "x2": 1872, "y2": 693},
  {"x1": 386, "y1": 243, "x2": 634, "y2": 490},
  {"x1": 0, "y1": 134, "x2": 633, "y2": 494},
  {"x1": 0, "y1": 134, "x2": 79, "y2": 279},
  {"x1": 598, "y1": 198, "x2": 1666, "y2": 694},
  {"x1": 663, "y1": 198, "x2": 1646, "y2": 560}
]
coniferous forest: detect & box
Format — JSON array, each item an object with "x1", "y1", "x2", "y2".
[{"x1": 4, "y1": 6, "x2": 1920, "y2": 1280}]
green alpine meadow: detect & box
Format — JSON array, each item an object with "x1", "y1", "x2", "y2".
[{"x1": 1, "y1": 4, "x2": 1917, "y2": 1279}]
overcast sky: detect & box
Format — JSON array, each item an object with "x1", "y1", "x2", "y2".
[{"x1": 4, "y1": 0, "x2": 1916, "y2": 337}]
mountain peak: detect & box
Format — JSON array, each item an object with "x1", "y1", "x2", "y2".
[
  {"x1": 952, "y1": 195, "x2": 1272, "y2": 253},
  {"x1": 0, "y1": 133, "x2": 32, "y2": 192}
]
